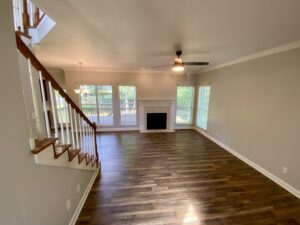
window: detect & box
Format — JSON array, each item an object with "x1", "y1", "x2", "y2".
[
  {"x1": 97, "y1": 85, "x2": 113, "y2": 125},
  {"x1": 80, "y1": 85, "x2": 113, "y2": 125},
  {"x1": 176, "y1": 86, "x2": 194, "y2": 124},
  {"x1": 196, "y1": 86, "x2": 211, "y2": 130},
  {"x1": 80, "y1": 85, "x2": 97, "y2": 124},
  {"x1": 119, "y1": 86, "x2": 137, "y2": 125},
  {"x1": 55, "y1": 90, "x2": 69, "y2": 123}
]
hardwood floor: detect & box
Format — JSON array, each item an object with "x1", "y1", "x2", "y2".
[{"x1": 76, "y1": 130, "x2": 300, "y2": 225}]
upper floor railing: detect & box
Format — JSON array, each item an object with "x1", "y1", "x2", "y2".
[{"x1": 12, "y1": 0, "x2": 45, "y2": 35}]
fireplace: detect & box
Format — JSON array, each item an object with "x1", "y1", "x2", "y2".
[
  {"x1": 138, "y1": 100, "x2": 175, "y2": 133},
  {"x1": 147, "y1": 113, "x2": 167, "y2": 130}
]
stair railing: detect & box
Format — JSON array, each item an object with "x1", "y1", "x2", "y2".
[
  {"x1": 15, "y1": 33, "x2": 99, "y2": 164},
  {"x1": 12, "y1": 0, "x2": 44, "y2": 35}
]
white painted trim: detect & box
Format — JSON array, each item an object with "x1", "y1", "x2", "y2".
[
  {"x1": 69, "y1": 169, "x2": 99, "y2": 225},
  {"x1": 97, "y1": 127, "x2": 139, "y2": 132},
  {"x1": 193, "y1": 126, "x2": 300, "y2": 199},
  {"x1": 140, "y1": 129, "x2": 175, "y2": 133},
  {"x1": 202, "y1": 40, "x2": 300, "y2": 73}
]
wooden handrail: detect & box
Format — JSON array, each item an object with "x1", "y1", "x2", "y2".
[{"x1": 15, "y1": 33, "x2": 95, "y2": 128}]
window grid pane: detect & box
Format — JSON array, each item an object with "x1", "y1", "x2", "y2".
[
  {"x1": 80, "y1": 85, "x2": 97, "y2": 124},
  {"x1": 176, "y1": 86, "x2": 194, "y2": 124},
  {"x1": 55, "y1": 91, "x2": 69, "y2": 123},
  {"x1": 119, "y1": 86, "x2": 137, "y2": 125},
  {"x1": 197, "y1": 86, "x2": 211, "y2": 130},
  {"x1": 97, "y1": 85, "x2": 113, "y2": 125}
]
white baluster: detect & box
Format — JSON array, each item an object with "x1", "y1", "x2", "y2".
[
  {"x1": 39, "y1": 72, "x2": 50, "y2": 138},
  {"x1": 56, "y1": 92, "x2": 65, "y2": 144},
  {"x1": 69, "y1": 105, "x2": 75, "y2": 148},
  {"x1": 79, "y1": 114, "x2": 83, "y2": 151},
  {"x1": 12, "y1": 0, "x2": 18, "y2": 31},
  {"x1": 82, "y1": 119, "x2": 86, "y2": 154},
  {"x1": 92, "y1": 128, "x2": 96, "y2": 158},
  {"x1": 87, "y1": 125, "x2": 90, "y2": 156},
  {"x1": 74, "y1": 109, "x2": 80, "y2": 149},
  {"x1": 29, "y1": 1, "x2": 34, "y2": 26},
  {"x1": 65, "y1": 100, "x2": 70, "y2": 144},
  {"x1": 18, "y1": 0, "x2": 24, "y2": 32},
  {"x1": 49, "y1": 82, "x2": 58, "y2": 139},
  {"x1": 89, "y1": 126, "x2": 93, "y2": 157}
]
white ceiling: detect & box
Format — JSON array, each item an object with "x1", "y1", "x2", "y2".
[{"x1": 35, "y1": 0, "x2": 300, "y2": 72}]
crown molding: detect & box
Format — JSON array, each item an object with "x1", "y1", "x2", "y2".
[
  {"x1": 201, "y1": 40, "x2": 300, "y2": 73},
  {"x1": 63, "y1": 67, "x2": 174, "y2": 74}
]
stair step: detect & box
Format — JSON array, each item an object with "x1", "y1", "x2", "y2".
[
  {"x1": 68, "y1": 149, "x2": 80, "y2": 161},
  {"x1": 78, "y1": 153, "x2": 87, "y2": 164},
  {"x1": 31, "y1": 138, "x2": 57, "y2": 154},
  {"x1": 86, "y1": 155, "x2": 93, "y2": 165},
  {"x1": 54, "y1": 144, "x2": 71, "y2": 158},
  {"x1": 76, "y1": 216, "x2": 91, "y2": 224}
]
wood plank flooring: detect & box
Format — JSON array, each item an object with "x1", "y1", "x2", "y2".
[{"x1": 76, "y1": 130, "x2": 300, "y2": 225}]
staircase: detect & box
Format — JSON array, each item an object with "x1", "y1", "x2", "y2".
[
  {"x1": 16, "y1": 33, "x2": 99, "y2": 170},
  {"x1": 13, "y1": 0, "x2": 55, "y2": 43}
]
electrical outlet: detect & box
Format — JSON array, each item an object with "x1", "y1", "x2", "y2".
[
  {"x1": 76, "y1": 183, "x2": 81, "y2": 193},
  {"x1": 282, "y1": 167, "x2": 288, "y2": 174},
  {"x1": 66, "y1": 199, "x2": 71, "y2": 211},
  {"x1": 216, "y1": 131, "x2": 219, "y2": 137}
]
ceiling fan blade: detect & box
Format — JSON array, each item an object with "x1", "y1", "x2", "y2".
[
  {"x1": 151, "y1": 64, "x2": 172, "y2": 68},
  {"x1": 183, "y1": 62, "x2": 209, "y2": 66}
]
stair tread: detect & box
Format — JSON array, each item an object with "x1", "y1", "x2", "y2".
[
  {"x1": 31, "y1": 138, "x2": 57, "y2": 154},
  {"x1": 54, "y1": 144, "x2": 71, "y2": 158},
  {"x1": 76, "y1": 216, "x2": 91, "y2": 224}
]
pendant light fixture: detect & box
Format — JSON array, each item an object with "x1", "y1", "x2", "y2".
[{"x1": 74, "y1": 62, "x2": 89, "y2": 94}]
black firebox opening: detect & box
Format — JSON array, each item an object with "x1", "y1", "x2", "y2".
[{"x1": 147, "y1": 113, "x2": 167, "y2": 130}]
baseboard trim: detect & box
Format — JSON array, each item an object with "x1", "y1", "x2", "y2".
[
  {"x1": 69, "y1": 169, "x2": 100, "y2": 225},
  {"x1": 193, "y1": 126, "x2": 300, "y2": 199}
]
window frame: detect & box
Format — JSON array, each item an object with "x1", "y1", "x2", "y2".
[
  {"x1": 196, "y1": 85, "x2": 211, "y2": 130},
  {"x1": 118, "y1": 85, "x2": 138, "y2": 126},
  {"x1": 79, "y1": 84, "x2": 114, "y2": 126},
  {"x1": 175, "y1": 85, "x2": 195, "y2": 125}
]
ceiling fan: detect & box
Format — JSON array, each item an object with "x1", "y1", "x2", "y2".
[{"x1": 152, "y1": 50, "x2": 209, "y2": 72}]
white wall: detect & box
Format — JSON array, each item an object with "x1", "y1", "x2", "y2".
[
  {"x1": 48, "y1": 68, "x2": 66, "y2": 89},
  {"x1": 0, "y1": 2, "x2": 95, "y2": 224},
  {"x1": 195, "y1": 47, "x2": 300, "y2": 191}
]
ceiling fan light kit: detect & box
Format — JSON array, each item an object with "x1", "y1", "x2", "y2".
[
  {"x1": 152, "y1": 50, "x2": 209, "y2": 72},
  {"x1": 74, "y1": 62, "x2": 90, "y2": 94},
  {"x1": 172, "y1": 64, "x2": 185, "y2": 72}
]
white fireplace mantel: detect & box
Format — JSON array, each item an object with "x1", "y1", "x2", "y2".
[{"x1": 138, "y1": 99, "x2": 175, "y2": 133}]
